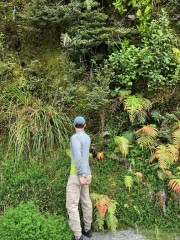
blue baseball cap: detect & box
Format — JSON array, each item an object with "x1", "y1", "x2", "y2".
[{"x1": 73, "y1": 116, "x2": 86, "y2": 125}]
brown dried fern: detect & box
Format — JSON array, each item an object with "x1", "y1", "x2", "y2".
[
  {"x1": 135, "y1": 125, "x2": 157, "y2": 137},
  {"x1": 168, "y1": 179, "x2": 180, "y2": 193}
]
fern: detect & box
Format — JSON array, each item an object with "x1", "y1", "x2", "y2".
[
  {"x1": 90, "y1": 193, "x2": 118, "y2": 232},
  {"x1": 124, "y1": 175, "x2": 133, "y2": 191},
  {"x1": 168, "y1": 179, "x2": 180, "y2": 193},
  {"x1": 173, "y1": 128, "x2": 180, "y2": 149},
  {"x1": 135, "y1": 125, "x2": 158, "y2": 137},
  {"x1": 150, "y1": 144, "x2": 178, "y2": 170},
  {"x1": 114, "y1": 136, "x2": 129, "y2": 156},
  {"x1": 166, "y1": 144, "x2": 179, "y2": 163},
  {"x1": 136, "y1": 125, "x2": 157, "y2": 150},
  {"x1": 105, "y1": 201, "x2": 118, "y2": 232},
  {"x1": 124, "y1": 95, "x2": 152, "y2": 124},
  {"x1": 94, "y1": 210, "x2": 105, "y2": 231},
  {"x1": 154, "y1": 144, "x2": 169, "y2": 170}
]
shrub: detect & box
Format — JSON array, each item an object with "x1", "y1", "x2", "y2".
[{"x1": 0, "y1": 201, "x2": 71, "y2": 240}]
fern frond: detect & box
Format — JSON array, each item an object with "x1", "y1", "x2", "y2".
[
  {"x1": 168, "y1": 179, "x2": 180, "y2": 193},
  {"x1": 149, "y1": 153, "x2": 156, "y2": 163},
  {"x1": 124, "y1": 95, "x2": 152, "y2": 123},
  {"x1": 156, "y1": 144, "x2": 169, "y2": 170},
  {"x1": 114, "y1": 136, "x2": 129, "y2": 156},
  {"x1": 166, "y1": 144, "x2": 179, "y2": 162},
  {"x1": 136, "y1": 131, "x2": 155, "y2": 150},
  {"x1": 124, "y1": 175, "x2": 133, "y2": 191},
  {"x1": 90, "y1": 193, "x2": 102, "y2": 207},
  {"x1": 91, "y1": 193, "x2": 118, "y2": 232},
  {"x1": 124, "y1": 96, "x2": 142, "y2": 123},
  {"x1": 96, "y1": 198, "x2": 112, "y2": 217},
  {"x1": 94, "y1": 210, "x2": 105, "y2": 231},
  {"x1": 135, "y1": 125, "x2": 158, "y2": 137},
  {"x1": 173, "y1": 128, "x2": 180, "y2": 149},
  {"x1": 105, "y1": 201, "x2": 118, "y2": 232}
]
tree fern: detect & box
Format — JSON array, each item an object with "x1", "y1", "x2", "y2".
[
  {"x1": 124, "y1": 175, "x2": 133, "y2": 191},
  {"x1": 114, "y1": 136, "x2": 129, "y2": 156},
  {"x1": 123, "y1": 95, "x2": 152, "y2": 124}
]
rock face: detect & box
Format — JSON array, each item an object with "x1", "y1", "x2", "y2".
[{"x1": 83, "y1": 229, "x2": 147, "y2": 240}]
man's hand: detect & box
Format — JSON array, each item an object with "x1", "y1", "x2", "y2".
[{"x1": 79, "y1": 175, "x2": 88, "y2": 185}]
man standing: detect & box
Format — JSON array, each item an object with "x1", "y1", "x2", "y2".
[{"x1": 66, "y1": 116, "x2": 93, "y2": 240}]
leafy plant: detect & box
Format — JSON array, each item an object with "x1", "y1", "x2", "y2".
[
  {"x1": 114, "y1": 136, "x2": 129, "y2": 157},
  {"x1": 90, "y1": 193, "x2": 118, "y2": 232},
  {"x1": 124, "y1": 95, "x2": 152, "y2": 124},
  {"x1": 136, "y1": 125, "x2": 157, "y2": 150},
  {"x1": 124, "y1": 175, "x2": 134, "y2": 192},
  {"x1": 173, "y1": 126, "x2": 180, "y2": 149},
  {"x1": 109, "y1": 17, "x2": 180, "y2": 93},
  {"x1": 150, "y1": 144, "x2": 178, "y2": 170},
  {"x1": 0, "y1": 86, "x2": 71, "y2": 158},
  {"x1": 0, "y1": 201, "x2": 71, "y2": 240}
]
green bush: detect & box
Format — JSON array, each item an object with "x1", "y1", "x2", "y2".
[
  {"x1": 0, "y1": 146, "x2": 69, "y2": 215},
  {"x1": 0, "y1": 201, "x2": 71, "y2": 240}
]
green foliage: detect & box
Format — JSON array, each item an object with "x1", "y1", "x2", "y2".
[
  {"x1": 114, "y1": 136, "x2": 129, "y2": 156},
  {"x1": 136, "y1": 125, "x2": 158, "y2": 150},
  {"x1": 0, "y1": 86, "x2": 71, "y2": 158},
  {"x1": 124, "y1": 95, "x2": 152, "y2": 124},
  {"x1": 90, "y1": 193, "x2": 118, "y2": 232},
  {"x1": 0, "y1": 201, "x2": 71, "y2": 240},
  {"x1": 124, "y1": 175, "x2": 133, "y2": 191},
  {"x1": 0, "y1": 147, "x2": 70, "y2": 215},
  {"x1": 109, "y1": 17, "x2": 180, "y2": 92},
  {"x1": 113, "y1": 0, "x2": 152, "y2": 34}
]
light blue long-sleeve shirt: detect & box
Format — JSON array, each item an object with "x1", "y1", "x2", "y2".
[{"x1": 70, "y1": 130, "x2": 91, "y2": 176}]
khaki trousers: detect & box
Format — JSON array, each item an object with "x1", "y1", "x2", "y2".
[{"x1": 66, "y1": 174, "x2": 92, "y2": 237}]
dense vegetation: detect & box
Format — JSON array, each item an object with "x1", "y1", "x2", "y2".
[{"x1": 0, "y1": 0, "x2": 180, "y2": 239}]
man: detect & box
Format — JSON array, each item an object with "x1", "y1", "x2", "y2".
[{"x1": 66, "y1": 116, "x2": 93, "y2": 240}]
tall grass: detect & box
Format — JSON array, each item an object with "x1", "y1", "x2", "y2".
[{"x1": 0, "y1": 85, "x2": 71, "y2": 159}]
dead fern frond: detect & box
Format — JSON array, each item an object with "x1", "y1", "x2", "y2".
[
  {"x1": 135, "y1": 125, "x2": 158, "y2": 137},
  {"x1": 90, "y1": 193, "x2": 118, "y2": 232},
  {"x1": 149, "y1": 153, "x2": 156, "y2": 163},
  {"x1": 168, "y1": 179, "x2": 180, "y2": 193},
  {"x1": 135, "y1": 172, "x2": 143, "y2": 179},
  {"x1": 96, "y1": 198, "x2": 112, "y2": 217}
]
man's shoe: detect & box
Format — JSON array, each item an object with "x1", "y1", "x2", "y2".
[
  {"x1": 72, "y1": 235, "x2": 83, "y2": 240},
  {"x1": 82, "y1": 229, "x2": 92, "y2": 237}
]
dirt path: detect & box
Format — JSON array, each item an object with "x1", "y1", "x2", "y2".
[{"x1": 83, "y1": 229, "x2": 147, "y2": 240}]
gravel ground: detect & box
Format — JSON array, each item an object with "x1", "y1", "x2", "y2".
[{"x1": 83, "y1": 229, "x2": 147, "y2": 240}]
